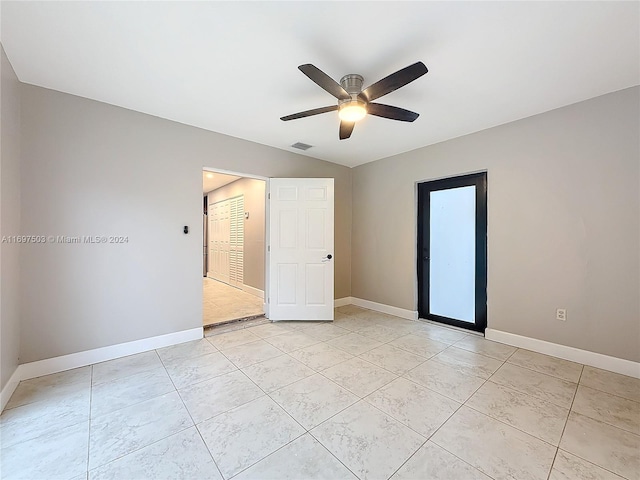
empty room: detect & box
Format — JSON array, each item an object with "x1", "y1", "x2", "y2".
[{"x1": 0, "y1": 2, "x2": 638, "y2": 480}]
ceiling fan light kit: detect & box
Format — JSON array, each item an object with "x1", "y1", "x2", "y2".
[
  {"x1": 338, "y1": 100, "x2": 367, "y2": 122},
  {"x1": 281, "y1": 62, "x2": 428, "y2": 139}
]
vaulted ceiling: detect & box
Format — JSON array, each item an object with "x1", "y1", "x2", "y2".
[{"x1": 2, "y1": 1, "x2": 638, "y2": 167}]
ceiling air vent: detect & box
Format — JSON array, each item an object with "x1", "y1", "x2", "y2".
[{"x1": 291, "y1": 142, "x2": 313, "y2": 151}]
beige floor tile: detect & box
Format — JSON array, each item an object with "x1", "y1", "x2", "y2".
[
  {"x1": 508, "y1": 349, "x2": 583, "y2": 383},
  {"x1": 264, "y1": 331, "x2": 322, "y2": 353},
  {"x1": 242, "y1": 354, "x2": 315, "y2": 393},
  {"x1": 233, "y1": 433, "x2": 358, "y2": 480},
  {"x1": 332, "y1": 316, "x2": 379, "y2": 332},
  {"x1": 89, "y1": 428, "x2": 221, "y2": 480},
  {"x1": 7, "y1": 325, "x2": 638, "y2": 480},
  {"x1": 454, "y1": 335, "x2": 517, "y2": 361},
  {"x1": 388, "y1": 334, "x2": 448, "y2": 358},
  {"x1": 89, "y1": 392, "x2": 193, "y2": 470},
  {"x1": 326, "y1": 332, "x2": 383, "y2": 355},
  {"x1": 289, "y1": 342, "x2": 354, "y2": 371},
  {"x1": 90, "y1": 367, "x2": 174, "y2": 417},
  {"x1": 6, "y1": 366, "x2": 91, "y2": 409},
  {"x1": 311, "y1": 400, "x2": 425, "y2": 480},
  {"x1": 391, "y1": 441, "x2": 491, "y2": 480},
  {"x1": 322, "y1": 357, "x2": 398, "y2": 397},
  {"x1": 366, "y1": 377, "x2": 460, "y2": 437},
  {"x1": 466, "y1": 381, "x2": 569, "y2": 445},
  {"x1": 246, "y1": 322, "x2": 294, "y2": 339},
  {"x1": 490, "y1": 362, "x2": 578, "y2": 408},
  {"x1": 178, "y1": 370, "x2": 264, "y2": 424},
  {"x1": 0, "y1": 389, "x2": 90, "y2": 449},
  {"x1": 580, "y1": 366, "x2": 640, "y2": 403},
  {"x1": 357, "y1": 324, "x2": 408, "y2": 342},
  {"x1": 275, "y1": 320, "x2": 318, "y2": 330},
  {"x1": 203, "y1": 277, "x2": 263, "y2": 327},
  {"x1": 358, "y1": 344, "x2": 427, "y2": 375},
  {"x1": 163, "y1": 352, "x2": 237, "y2": 389},
  {"x1": 572, "y1": 385, "x2": 640, "y2": 435},
  {"x1": 431, "y1": 347, "x2": 503, "y2": 379},
  {"x1": 0, "y1": 420, "x2": 89, "y2": 480},
  {"x1": 371, "y1": 318, "x2": 421, "y2": 334},
  {"x1": 270, "y1": 374, "x2": 358, "y2": 430},
  {"x1": 353, "y1": 309, "x2": 400, "y2": 324},
  {"x1": 303, "y1": 323, "x2": 350, "y2": 341},
  {"x1": 413, "y1": 324, "x2": 468, "y2": 345},
  {"x1": 432, "y1": 406, "x2": 556, "y2": 480},
  {"x1": 207, "y1": 328, "x2": 261, "y2": 350},
  {"x1": 197, "y1": 396, "x2": 305, "y2": 479},
  {"x1": 549, "y1": 450, "x2": 626, "y2": 480},
  {"x1": 220, "y1": 340, "x2": 284, "y2": 368},
  {"x1": 336, "y1": 305, "x2": 368, "y2": 316},
  {"x1": 156, "y1": 339, "x2": 217, "y2": 363},
  {"x1": 560, "y1": 411, "x2": 640, "y2": 479},
  {"x1": 92, "y1": 351, "x2": 162, "y2": 386},
  {"x1": 404, "y1": 360, "x2": 485, "y2": 403}
]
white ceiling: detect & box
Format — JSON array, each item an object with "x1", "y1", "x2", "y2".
[
  {"x1": 203, "y1": 171, "x2": 240, "y2": 194},
  {"x1": 2, "y1": 2, "x2": 638, "y2": 167}
]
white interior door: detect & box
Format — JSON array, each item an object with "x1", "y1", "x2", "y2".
[{"x1": 268, "y1": 178, "x2": 334, "y2": 321}]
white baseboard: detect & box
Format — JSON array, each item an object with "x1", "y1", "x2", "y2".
[
  {"x1": 334, "y1": 297, "x2": 353, "y2": 308},
  {"x1": 1, "y1": 327, "x2": 203, "y2": 413},
  {"x1": 350, "y1": 297, "x2": 418, "y2": 321},
  {"x1": 0, "y1": 367, "x2": 21, "y2": 412},
  {"x1": 242, "y1": 284, "x2": 264, "y2": 299},
  {"x1": 486, "y1": 329, "x2": 640, "y2": 379}
]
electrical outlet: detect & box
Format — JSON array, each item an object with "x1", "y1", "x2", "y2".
[{"x1": 556, "y1": 308, "x2": 567, "y2": 321}]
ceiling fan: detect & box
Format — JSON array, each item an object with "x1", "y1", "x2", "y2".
[{"x1": 280, "y1": 62, "x2": 428, "y2": 140}]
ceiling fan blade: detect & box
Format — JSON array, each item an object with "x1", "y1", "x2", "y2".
[
  {"x1": 339, "y1": 121, "x2": 355, "y2": 140},
  {"x1": 359, "y1": 62, "x2": 428, "y2": 102},
  {"x1": 367, "y1": 103, "x2": 420, "y2": 122},
  {"x1": 280, "y1": 105, "x2": 338, "y2": 121},
  {"x1": 299, "y1": 64, "x2": 351, "y2": 100}
]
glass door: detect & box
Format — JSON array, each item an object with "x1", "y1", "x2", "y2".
[{"x1": 417, "y1": 173, "x2": 487, "y2": 332}]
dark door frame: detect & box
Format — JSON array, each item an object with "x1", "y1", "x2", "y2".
[{"x1": 417, "y1": 172, "x2": 487, "y2": 333}]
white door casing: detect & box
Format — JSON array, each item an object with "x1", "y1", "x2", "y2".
[{"x1": 268, "y1": 178, "x2": 334, "y2": 321}]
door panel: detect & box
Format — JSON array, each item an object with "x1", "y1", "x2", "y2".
[
  {"x1": 429, "y1": 186, "x2": 476, "y2": 322},
  {"x1": 417, "y1": 173, "x2": 487, "y2": 332},
  {"x1": 269, "y1": 178, "x2": 334, "y2": 321}
]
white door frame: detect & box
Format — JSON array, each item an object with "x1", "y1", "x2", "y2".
[{"x1": 202, "y1": 167, "x2": 270, "y2": 317}]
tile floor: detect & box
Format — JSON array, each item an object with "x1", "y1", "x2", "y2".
[
  {"x1": 2, "y1": 305, "x2": 639, "y2": 480},
  {"x1": 203, "y1": 277, "x2": 264, "y2": 327}
]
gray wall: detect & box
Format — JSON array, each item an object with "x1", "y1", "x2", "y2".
[
  {"x1": 352, "y1": 87, "x2": 640, "y2": 363},
  {"x1": 206, "y1": 177, "x2": 266, "y2": 291},
  {"x1": 20, "y1": 84, "x2": 352, "y2": 363},
  {"x1": 1, "y1": 45, "x2": 21, "y2": 389}
]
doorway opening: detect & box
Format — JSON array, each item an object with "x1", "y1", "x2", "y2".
[
  {"x1": 417, "y1": 172, "x2": 487, "y2": 333},
  {"x1": 202, "y1": 169, "x2": 267, "y2": 327}
]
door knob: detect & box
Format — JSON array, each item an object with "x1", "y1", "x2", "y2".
[{"x1": 323, "y1": 254, "x2": 333, "y2": 261}]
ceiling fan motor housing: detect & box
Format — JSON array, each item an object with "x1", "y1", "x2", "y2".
[{"x1": 340, "y1": 74, "x2": 364, "y2": 100}]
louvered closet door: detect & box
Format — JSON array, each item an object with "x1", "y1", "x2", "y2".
[
  {"x1": 229, "y1": 196, "x2": 244, "y2": 288},
  {"x1": 208, "y1": 202, "x2": 219, "y2": 280},
  {"x1": 219, "y1": 200, "x2": 231, "y2": 284}
]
